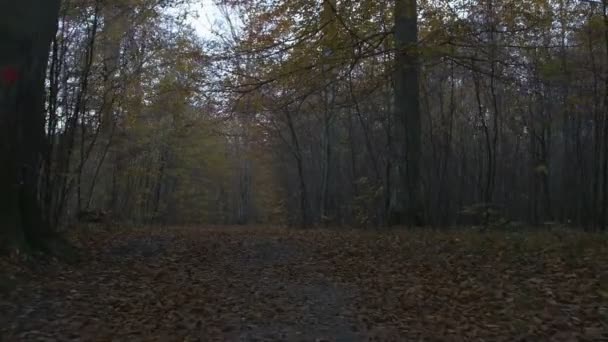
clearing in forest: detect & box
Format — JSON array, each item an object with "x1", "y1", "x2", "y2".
[{"x1": 1, "y1": 226, "x2": 607, "y2": 341}]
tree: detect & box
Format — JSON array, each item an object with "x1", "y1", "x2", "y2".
[
  {"x1": 11, "y1": 0, "x2": 603, "y2": 231},
  {"x1": 392, "y1": 0, "x2": 424, "y2": 226},
  {"x1": 0, "y1": 0, "x2": 62, "y2": 251}
]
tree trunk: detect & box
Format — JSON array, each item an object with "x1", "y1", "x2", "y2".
[
  {"x1": 393, "y1": 0, "x2": 424, "y2": 226},
  {"x1": 285, "y1": 109, "x2": 311, "y2": 227},
  {"x1": 100, "y1": 1, "x2": 128, "y2": 135},
  {"x1": 600, "y1": 0, "x2": 608, "y2": 231},
  {"x1": 0, "y1": 0, "x2": 61, "y2": 251}
]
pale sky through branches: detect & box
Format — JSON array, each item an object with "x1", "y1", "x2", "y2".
[{"x1": 187, "y1": 0, "x2": 224, "y2": 38}]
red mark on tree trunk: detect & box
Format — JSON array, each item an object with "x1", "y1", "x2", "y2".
[{"x1": 0, "y1": 66, "x2": 20, "y2": 86}]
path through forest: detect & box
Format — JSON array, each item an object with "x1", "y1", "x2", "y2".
[{"x1": 1, "y1": 227, "x2": 607, "y2": 340}]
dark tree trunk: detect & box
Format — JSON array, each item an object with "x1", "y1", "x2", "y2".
[
  {"x1": 285, "y1": 109, "x2": 311, "y2": 227},
  {"x1": 0, "y1": 0, "x2": 62, "y2": 251},
  {"x1": 393, "y1": 0, "x2": 424, "y2": 226},
  {"x1": 601, "y1": 1, "x2": 608, "y2": 231}
]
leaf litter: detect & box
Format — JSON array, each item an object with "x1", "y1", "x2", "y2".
[{"x1": 1, "y1": 226, "x2": 607, "y2": 341}]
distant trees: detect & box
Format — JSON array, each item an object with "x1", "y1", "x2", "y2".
[
  {"x1": 4, "y1": 0, "x2": 608, "y2": 237},
  {"x1": 18, "y1": 0, "x2": 285, "y2": 231},
  {"x1": 211, "y1": 0, "x2": 608, "y2": 229}
]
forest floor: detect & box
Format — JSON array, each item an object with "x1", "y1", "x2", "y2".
[{"x1": 1, "y1": 226, "x2": 607, "y2": 341}]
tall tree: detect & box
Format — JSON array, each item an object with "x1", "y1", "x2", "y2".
[
  {"x1": 0, "y1": 0, "x2": 62, "y2": 250},
  {"x1": 393, "y1": 0, "x2": 424, "y2": 226}
]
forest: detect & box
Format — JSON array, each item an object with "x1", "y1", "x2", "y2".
[
  {"x1": 7, "y1": 0, "x2": 608, "y2": 235},
  {"x1": 1, "y1": 0, "x2": 608, "y2": 340}
]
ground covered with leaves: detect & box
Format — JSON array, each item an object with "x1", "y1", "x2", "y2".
[{"x1": 1, "y1": 226, "x2": 607, "y2": 341}]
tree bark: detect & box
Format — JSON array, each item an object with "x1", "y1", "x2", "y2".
[
  {"x1": 393, "y1": 0, "x2": 423, "y2": 226},
  {"x1": 100, "y1": 0, "x2": 128, "y2": 135},
  {"x1": 285, "y1": 109, "x2": 311, "y2": 227},
  {"x1": 0, "y1": 0, "x2": 62, "y2": 250},
  {"x1": 600, "y1": 0, "x2": 608, "y2": 230}
]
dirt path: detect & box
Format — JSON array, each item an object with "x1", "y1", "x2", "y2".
[
  {"x1": 1, "y1": 227, "x2": 607, "y2": 341},
  {"x1": 1, "y1": 228, "x2": 365, "y2": 341}
]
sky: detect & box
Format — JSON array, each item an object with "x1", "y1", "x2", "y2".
[{"x1": 187, "y1": 0, "x2": 225, "y2": 38}]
